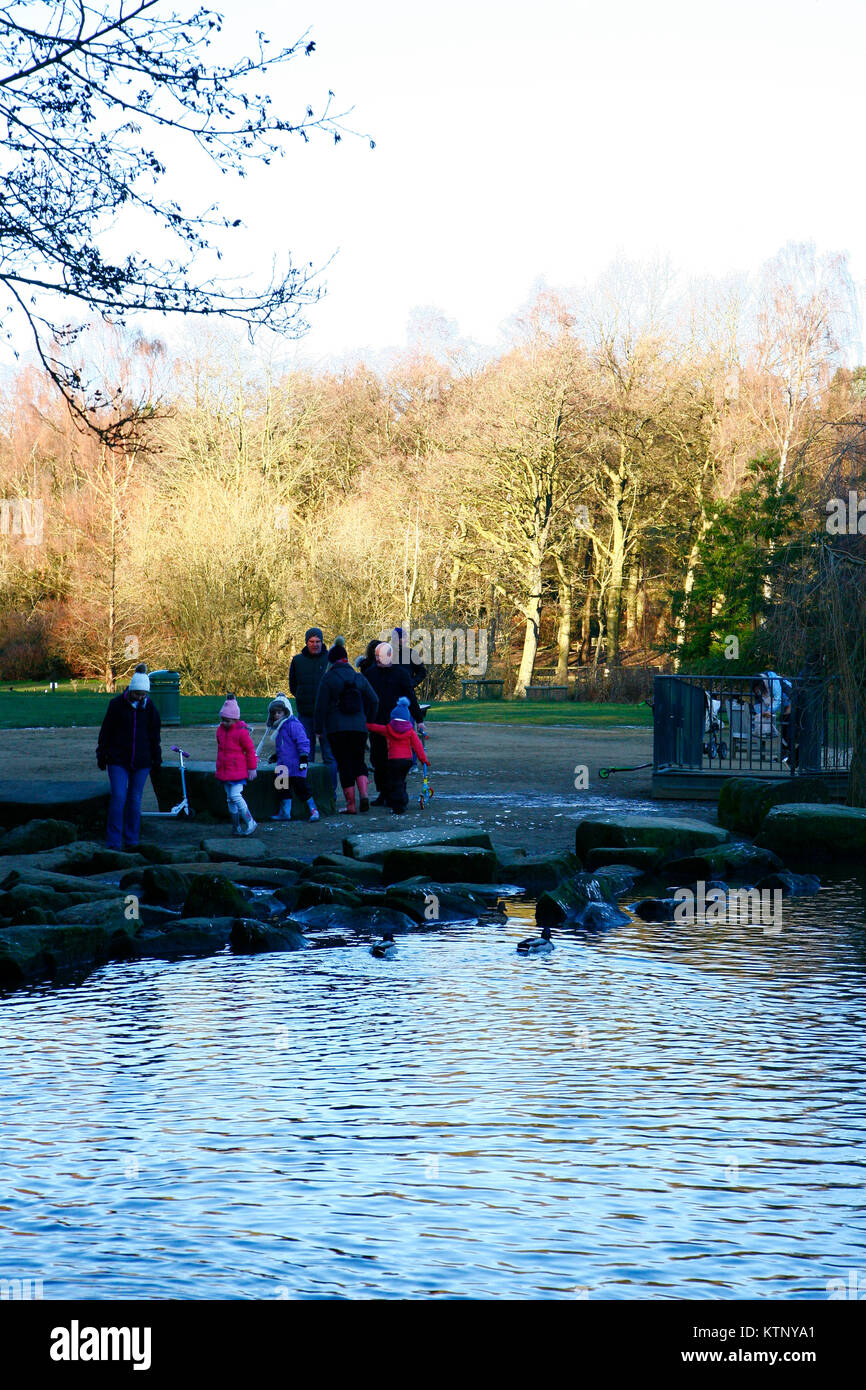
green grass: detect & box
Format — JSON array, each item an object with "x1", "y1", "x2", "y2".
[
  {"x1": 425, "y1": 699, "x2": 652, "y2": 727},
  {"x1": 0, "y1": 685, "x2": 653, "y2": 730}
]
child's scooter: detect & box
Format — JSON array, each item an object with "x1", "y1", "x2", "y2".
[
  {"x1": 418, "y1": 762, "x2": 434, "y2": 809},
  {"x1": 142, "y1": 744, "x2": 194, "y2": 819}
]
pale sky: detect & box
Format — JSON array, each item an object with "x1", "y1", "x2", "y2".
[
  {"x1": 8, "y1": 0, "x2": 866, "y2": 372},
  {"x1": 235, "y1": 0, "x2": 866, "y2": 365}
]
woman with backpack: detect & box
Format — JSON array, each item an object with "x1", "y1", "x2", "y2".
[{"x1": 314, "y1": 643, "x2": 378, "y2": 813}]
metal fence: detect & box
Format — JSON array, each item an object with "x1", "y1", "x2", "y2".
[{"x1": 653, "y1": 674, "x2": 851, "y2": 777}]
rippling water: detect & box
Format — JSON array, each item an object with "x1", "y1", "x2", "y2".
[{"x1": 2, "y1": 875, "x2": 865, "y2": 1300}]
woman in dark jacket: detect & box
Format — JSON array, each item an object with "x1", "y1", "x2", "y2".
[
  {"x1": 363, "y1": 642, "x2": 425, "y2": 805},
  {"x1": 314, "y1": 644, "x2": 378, "y2": 813},
  {"x1": 96, "y1": 671, "x2": 162, "y2": 849}
]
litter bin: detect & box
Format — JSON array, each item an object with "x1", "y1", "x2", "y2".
[{"x1": 149, "y1": 669, "x2": 181, "y2": 727}]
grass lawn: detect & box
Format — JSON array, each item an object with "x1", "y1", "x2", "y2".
[
  {"x1": 425, "y1": 699, "x2": 652, "y2": 727},
  {"x1": 0, "y1": 683, "x2": 653, "y2": 730}
]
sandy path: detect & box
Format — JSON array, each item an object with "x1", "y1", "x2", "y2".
[{"x1": 0, "y1": 721, "x2": 704, "y2": 858}]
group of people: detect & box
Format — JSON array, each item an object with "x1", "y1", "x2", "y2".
[{"x1": 95, "y1": 627, "x2": 432, "y2": 847}]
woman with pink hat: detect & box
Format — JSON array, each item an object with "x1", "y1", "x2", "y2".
[{"x1": 215, "y1": 695, "x2": 258, "y2": 835}]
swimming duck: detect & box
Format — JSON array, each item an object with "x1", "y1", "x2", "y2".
[
  {"x1": 517, "y1": 925, "x2": 554, "y2": 955},
  {"x1": 370, "y1": 931, "x2": 397, "y2": 959}
]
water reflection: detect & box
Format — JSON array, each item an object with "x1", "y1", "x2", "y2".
[{"x1": 1, "y1": 879, "x2": 865, "y2": 1299}]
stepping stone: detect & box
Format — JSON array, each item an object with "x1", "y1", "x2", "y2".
[
  {"x1": 343, "y1": 823, "x2": 493, "y2": 862},
  {"x1": 0, "y1": 780, "x2": 109, "y2": 831}
]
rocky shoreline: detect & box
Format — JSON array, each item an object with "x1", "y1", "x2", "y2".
[{"x1": 2, "y1": 774, "x2": 863, "y2": 992}]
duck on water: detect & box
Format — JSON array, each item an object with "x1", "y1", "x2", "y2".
[{"x1": 517, "y1": 925, "x2": 554, "y2": 956}]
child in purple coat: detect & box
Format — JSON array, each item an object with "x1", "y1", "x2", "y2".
[{"x1": 268, "y1": 696, "x2": 320, "y2": 822}]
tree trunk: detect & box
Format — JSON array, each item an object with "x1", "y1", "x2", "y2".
[
  {"x1": 514, "y1": 571, "x2": 543, "y2": 697},
  {"x1": 624, "y1": 558, "x2": 639, "y2": 648},
  {"x1": 554, "y1": 554, "x2": 572, "y2": 681},
  {"x1": 674, "y1": 523, "x2": 707, "y2": 671},
  {"x1": 579, "y1": 549, "x2": 595, "y2": 663},
  {"x1": 604, "y1": 463, "x2": 627, "y2": 665}
]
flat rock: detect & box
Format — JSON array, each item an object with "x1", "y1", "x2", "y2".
[
  {"x1": 0, "y1": 867, "x2": 121, "y2": 898},
  {"x1": 495, "y1": 850, "x2": 581, "y2": 892},
  {"x1": 382, "y1": 845, "x2": 498, "y2": 885},
  {"x1": 51, "y1": 897, "x2": 135, "y2": 928},
  {"x1": 118, "y1": 862, "x2": 297, "y2": 890},
  {"x1": 718, "y1": 777, "x2": 831, "y2": 836},
  {"x1": 756, "y1": 870, "x2": 821, "y2": 896},
  {"x1": 342, "y1": 823, "x2": 494, "y2": 862},
  {"x1": 308, "y1": 855, "x2": 383, "y2": 885},
  {"x1": 0, "y1": 780, "x2": 109, "y2": 831},
  {"x1": 153, "y1": 761, "x2": 336, "y2": 820},
  {"x1": 665, "y1": 842, "x2": 784, "y2": 881},
  {"x1": 575, "y1": 814, "x2": 729, "y2": 858},
  {"x1": 756, "y1": 804, "x2": 866, "y2": 861},
  {"x1": 584, "y1": 846, "x2": 666, "y2": 873}
]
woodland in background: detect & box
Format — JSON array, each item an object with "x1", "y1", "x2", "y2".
[{"x1": 2, "y1": 246, "x2": 866, "y2": 773}]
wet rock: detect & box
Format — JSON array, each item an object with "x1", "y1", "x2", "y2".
[
  {"x1": 384, "y1": 882, "x2": 496, "y2": 924},
  {"x1": 536, "y1": 871, "x2": 637, "y2": 927},
  {"x1": 133, "y1": 844, "x2": 209, "y2": 866},
  {"x1": 495, "y1": 850, "x2": 581, "y2": 892},
  {"x1": 51, "y1": 897, "x2": 136, "y2": 928},
  {"x1": 288, "y1": 904, "x2": 417, "y2": 936},
  {"x1": 0, "y1": 883, "x2": 104, "y2": 919},
  {"x1": 0, "y1": 920, "x2": 137, "y2": 987},
  {"x1": 182, "y1": 874, "x2": 250, "y2": 919},
  {"x1": 342, "y1": 824, "x2": 494, "y2": 863},
  {"x1": 579, "y1": 901, "x2": 632, "y2": 931},
  {"x1": 0, "y1": 819, "x2": 78, "y2": 856},
  {"x1": 382, "y1": 845, "x2": 497, "y2": 885},
  {"x1": 718, "y1": 777, "x2": 831, "y2": 836},
  {"x1": 0, "y1": 903, "x2": 56, "y2": 926},
  {"x1": 230, "y1": 918, "x2": 309, "y2": 953},
  {"x1": 575, "y1": 815, "x2": 729, "y2": 859},
  {"x1": 120, "y1": 861, "x2": 296, "y2": 891},
  {"x1": 294, "y1": 881, "x2": 361, "y2": 909},
  {"x1": 584, "y1": 846, "x2": 665, "y2": 873},
  {"x1": 273, "y1": 884, "x2": 301, "y2": 912},
  {"x1": 0, "y1": 867, "x2": 121, "y2": 898},
  {"x1": 756, "y1": 871, "x2": 821, "y2": 897},
  {"x1": 133, "y1": 917, "x2": 234, "y2": 959},
  {"x1": 308, "y1": 855, "x2": 383, "y2": 886},
  {"x1": 756, "y1": 805, "x2": 866, "y2": 862},
  {"x1": 632, "y1": 897, "x2": 679, "y2": 922},
  {"x1": 666, "y1": 842, "x2": 783, "y2": 881},
  {"x1": 139, "y1": 865, "x2": 193, "y2": 906},
  {"x1": 0, "y1": 842, "x2": 137, "y2": 879}
]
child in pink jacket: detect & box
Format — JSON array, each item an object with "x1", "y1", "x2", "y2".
[
  {"x1": 366, "y1": 697, "x2": 429, "y2": 815},
  {"x1": 216, "y1": 696, "x2": 258, "y2": 835}
]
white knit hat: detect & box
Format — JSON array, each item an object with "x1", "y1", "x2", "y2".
[{"x1": 129, "y1": 671, "x2": 150, "y2": 692}]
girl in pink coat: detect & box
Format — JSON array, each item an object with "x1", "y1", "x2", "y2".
[{"x1": 216, "y1": 696, "x2": 258, "y2": 835}]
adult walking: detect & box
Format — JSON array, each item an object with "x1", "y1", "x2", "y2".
[
  {"x1": 96, "y1": 670, "x2": 162, "y2": 849},
  {"x1": 289, "y1": 625, "x2": 338, "y2": 791},
  {"x1": 363, "y1": 642, "x2": 425, "y2": 806},
  {"x1": 314, "y1": 643, "x2": 378, "y2": 813},
  {"x1": 391, "y1": 626, "x2": 427, "y2": 688}
]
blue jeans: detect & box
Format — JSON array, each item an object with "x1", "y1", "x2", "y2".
[
  {"x1": 299, "y1": 715, "x2": 339, "y2": 791},
  {"x1": 106, "y1": 764, "x2": 151, "y2": 848}
]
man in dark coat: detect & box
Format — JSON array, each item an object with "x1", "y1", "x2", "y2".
[
  {"x1": 363, "y1": 642, "x2": 425, "y2": 805},
  {"x1": 96, "y1": 670, "x2": 162, "y2": 848},
  {"x1": 289, "y1": 625, "x2": 337, "y2": 790},
  {"x1": 315, "y1": 643, "x2": 378, "y2": 813}
]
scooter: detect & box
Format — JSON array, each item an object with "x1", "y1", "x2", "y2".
[
  {"x1": 142, "y1": 744, "x2": 194, "y2": 819},
  {"x1": 418, "y1": 765, "x2": 434, "y2": 810}
]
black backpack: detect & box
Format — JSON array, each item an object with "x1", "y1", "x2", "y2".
[{"x1": 338, "y1": 676, "x2": 362, "y2": 716}]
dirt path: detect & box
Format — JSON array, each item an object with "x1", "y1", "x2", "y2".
[{"x1": 0, "y1": 721, "x2": 708, "y2": 858}]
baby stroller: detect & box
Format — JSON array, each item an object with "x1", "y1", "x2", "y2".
[{"x1": 702, "y1": 692, "x2": 728, "y2": 762}]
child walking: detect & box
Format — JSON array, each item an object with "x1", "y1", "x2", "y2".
[
  {"x1": 366, "y1": 697, "x2": 430, "y2": 815},
  {"x1": 215, "y1": 696, "x2": 258, "y2": 835},
  {"x1": 267, "y1": 695, "x2": 320, "y2": 822}
]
